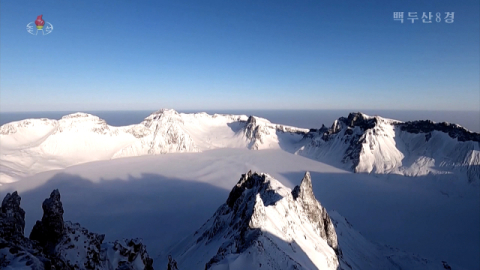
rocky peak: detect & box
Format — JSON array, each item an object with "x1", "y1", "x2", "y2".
[
  {"x1": 291, "y1": 171, "x2": 314, "y2": 200},
  {"x1": 292, "y1": 172, "x2": 339, "y2": 255},
  {"x1": 226, "y1": 170, "x2": 258, "y2": 208},
  {"x1": 0, "y1": 191, "x2": 26, "y2": 240},
  {"x1": 167, "y1": 255, "x2": 179, "y2": 270},
  {"x1": 243, "y1": 116, "x2": 260, "y2": 140},
  {"x1": 340, "y1": 112, "x2": 377, "y2": 130},
  {"x1": 30, "y1": 189, "x2": 65, "y2": 248}
]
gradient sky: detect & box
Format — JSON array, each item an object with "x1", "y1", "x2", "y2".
[{"x1": 1, "y1": 0, "x2": 479, "y2": 111}]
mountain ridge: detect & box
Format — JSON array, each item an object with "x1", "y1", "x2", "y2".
[{"x1": 1, "y1": 109, "x2": 478, "y2": 184}]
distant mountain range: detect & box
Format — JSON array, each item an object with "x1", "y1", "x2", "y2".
[{"x1": 1, "y1": 109, "x2": 478, "y2": 184}]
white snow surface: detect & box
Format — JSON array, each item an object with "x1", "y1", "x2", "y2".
[
  {"x1": 0, "y1": 109, "x2": 479, "y2": 269},
  {"x1": 1, "y1": 109, "x2": 478, "y2": 184},
  {"x1": 0, "y1": 109, "x2": 309, "y2": 184},
  {"x1": 0, "y1": 149, "x2": 478, "y2": 269}
]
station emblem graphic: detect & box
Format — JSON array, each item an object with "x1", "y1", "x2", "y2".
[{"x1": 27, "y1": 15, "x2": 53, "y2": 35}]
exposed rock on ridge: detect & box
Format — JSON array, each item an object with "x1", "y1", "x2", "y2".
[
  {"x1": 0, "y1": 191, "x2": 25, "y2": 240},
  {"x1": 30, "y1": 189, "x2": 65, "y2": 248},
  {"x1": 0, "y1": 190, "x2": 154, "y2": 270},
  {"x1": 171, "y1": 171, "x2": 341, "y2": 269},
  {"x1": 298, "y1": 112, "x2": 480, "y2": 181},
  {"x1": 397, "y1": 120, "x2": 480, "y2": 142},
  {"x1": 292, "y1": 172, "x2": 339, "y2": 254}
]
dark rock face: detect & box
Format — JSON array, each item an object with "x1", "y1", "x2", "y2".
[
  {"x1": 397, "y1": 120, "x2": 480, "y2": 142},
  {"x1": 226, "y1": 170, "x2": 255, "y2": 208},
  {"x1": 292, "y1": 172, "x2": 339, "y2": 254},
  {"x1": 0, "y1": 192, "x2": 47, "y2": 269},
  {"x1": 0, "y1": 190, "x2": 154, "y2": 270},
  {"x1": 0, "y1": 191, "x2": 25, "y2": 240},
  {"x1": 341, "y1": 112, "x2": 378, "y2": 131},
  {"x1": 167, "y1": 255, "x2": 178, "y2": 270},
  {"x1": 30, "y1": 189, "x2": 65, "y2": 248},
  {"x1": 304, "y1": 113, "x2": 374, "y2": 145}
]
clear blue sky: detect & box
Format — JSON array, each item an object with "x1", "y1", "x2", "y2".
[{"x1": 1, "y1": 0, "x2": 478, "y2": 111}]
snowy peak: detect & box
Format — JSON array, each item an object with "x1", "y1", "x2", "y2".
[
  {"x1": 240, "y1": 115, "x2": 309, "y2": 150},
  {"x1": 60, "y1": 112, "x2": 101, "y2": 121},
  {"x1": 117, "y1": 109, "x2": 198, "y2": 157},
  {"x1": 170, "y1": 171, "x2": 341, "y2": 269},
  {"x1": 142, "y1": 108, "x2": 182, "y2": 127}
]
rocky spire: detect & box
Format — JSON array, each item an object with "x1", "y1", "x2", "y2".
[
  {"x1": 167, "y1": 255, "x2": 179, "y2": 270},
  {"x1": 0, "y1": 191, "x2": 26, "y2": 240},
  {"x1": 226, "y1": 170, "x2": 256, "y2": 208},
  {"x1": 292, "y1": 172, "x2": 339, "y2": 254},
  {"x1": 29, "y1": 189, "x2": 65, "y2": 247}
]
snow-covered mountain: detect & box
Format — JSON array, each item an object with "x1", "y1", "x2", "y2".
[
  {"x1": 166, "y1": 171, "x2": 457, "y2": 270},
  {"x1": 297, "y1": 112, "x2": 480, "y2": 183},
  {"x1": 0, "y1": 190, "x2": 153, "y2": 270},
  {"x1": 1, "y1": 109, "x2": 478, "y2": 184}
]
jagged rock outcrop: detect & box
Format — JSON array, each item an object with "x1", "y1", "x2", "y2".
[
  {"x1": 0, "y1": 190, "x2": 154, "y2": 270},
  {"x1": 169, "y1": 171, "x2": 341, "y2": 269},
  {"x1": 0, "y1": 192, "x2": 48, "y2": 269},
  {"x1": 292, "y1": 172, "x2": 339, "y2": 254},
  {"x1": 30, "y1": 189, "x2": 65, "y2": 248},
  {"x1": 166, "y1": 255, "x2": 178, "y2": 270},
  {"x1": 0, "y1": 191, "x2": 25, "y2": 240},
  {"x1": 397, "y1": 120, "x2": 480, "y2": 142}
]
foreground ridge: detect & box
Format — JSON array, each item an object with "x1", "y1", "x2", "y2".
[
  {"x1": 0, "y1": 190, "x2": 153, "y2": 270},
  {"x1": 166, "y1": 171, "x2": 460, "y2": 270},
  {"x1": 169, "y1": 171, "x2": 341, "y2": 269}
]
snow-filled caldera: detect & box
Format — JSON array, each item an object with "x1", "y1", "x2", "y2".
[{"x1": 1, "y1": 109, "x2": 478, "y2": 185}]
